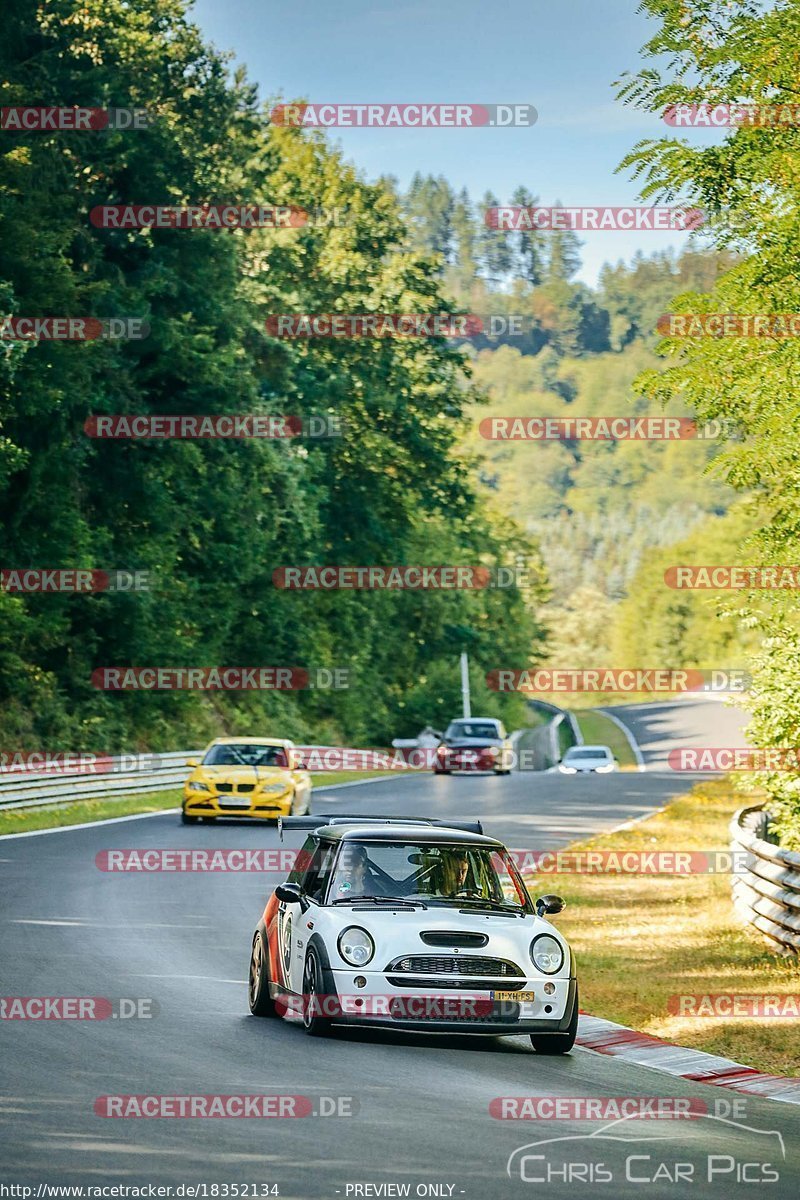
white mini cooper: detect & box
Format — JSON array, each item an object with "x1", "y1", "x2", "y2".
[{"x1": 248, "y1": 815, "x2": 578, "y2": 1053}]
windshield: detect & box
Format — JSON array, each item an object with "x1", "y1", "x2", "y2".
[
  {"x1": 328, "y1": 840, "x2": 529, "y2": 909},
  {"x1": 565, "y1": 748, "x2": 611, "y2": 761},
  {"x1": 444, "y1": 721, "x2": 500, "y2": 740},
  {"x1": 203, "y1": 743, "x2": 289, "y2": 767}
]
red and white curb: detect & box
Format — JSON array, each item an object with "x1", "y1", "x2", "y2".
[{"x1": 577, "y1": 1014, "x2": 800, "y2": 1106}]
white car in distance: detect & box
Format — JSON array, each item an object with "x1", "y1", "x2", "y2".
[{"x1": 558, "y1": 744, "x2": 618, "y2": 774}]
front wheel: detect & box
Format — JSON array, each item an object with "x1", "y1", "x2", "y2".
[
  {"x1": 181, "y1": 810, "x2": 199, "y2": 824},
  {"x1": 302, "y1": 952, "x2": 331, "y2": 1037},
  {"x1": 530, "y1": 985, "x2": 578, "y2": 1055},
  {"x1": 249, "y1": 932, "x2": 277, "y2": 1017}
]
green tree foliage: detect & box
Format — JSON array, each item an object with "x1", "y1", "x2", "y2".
[
  {"x1": 616, "y1": 0, "x2": 800, "y2": 843},
  {"x1": 0, "y1": 0, "x2": 545, "y2": 748},
  {"x1": 610, "y1": 506, "x2": 761, "y2": 668}
]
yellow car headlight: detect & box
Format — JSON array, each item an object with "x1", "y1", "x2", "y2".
[{"x1": 187, "y1": 780, "x2": 211, "y2": 793}]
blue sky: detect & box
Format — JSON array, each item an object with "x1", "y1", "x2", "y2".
[{"x1": 192, "y1": 0, "x2": 710, "y2": 284}]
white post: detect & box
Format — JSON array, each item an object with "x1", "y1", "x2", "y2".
[{"x1": 460, "y1": 652, "x2": 471, "y2": 719}]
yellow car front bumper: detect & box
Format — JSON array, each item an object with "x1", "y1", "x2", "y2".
[{"x1": 182, "y1": 790, "x2": 294, "y2": 820}]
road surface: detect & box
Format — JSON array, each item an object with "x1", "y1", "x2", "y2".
[{"x1": 2, "y1": 698, "x2": 797, "y2": 1198}]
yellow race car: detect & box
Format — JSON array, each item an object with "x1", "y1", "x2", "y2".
[{"x1": 181, "y1": 737, "x2": 311, "y2": 824}]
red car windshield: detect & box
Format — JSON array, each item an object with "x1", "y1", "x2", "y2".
[{"x1": 445, "y1": 722, "x2": 500, "y2": 740}]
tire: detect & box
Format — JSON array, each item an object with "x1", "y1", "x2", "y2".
[
  {"x1": 302, "y1": 951, "x2": 331, "y2": 1037},
  {"x1": 530, "y1": 985, "x2": 578, "y2": 1055},
  {"x1": 181, "y1": 810, "x2": 199, "y2": 825},
  {"x1": 249, "y1": 931, "x2": 277, "y2": 1018},
  {"x1": 291, "y1": 789, "x2": 311, "y2": 816}
]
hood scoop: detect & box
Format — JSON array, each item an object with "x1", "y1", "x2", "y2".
[{"x1": 420, "y1": 931, "x2": 489, "y2": 948}]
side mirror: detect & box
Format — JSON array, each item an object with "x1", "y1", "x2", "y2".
[
  {"x1": 536, "y1": 894, "x2": 566, "y2": 917},
  {"x1": 186, "y1": 758, "x2": 199, "y2": 768},
  {"x1": 275, "y1": 883, "x2": 306, "y2": 907}
]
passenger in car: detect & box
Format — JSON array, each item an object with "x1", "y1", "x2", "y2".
[{"x1": 333, "y1": 844, "x2": 382, "y2": 898}]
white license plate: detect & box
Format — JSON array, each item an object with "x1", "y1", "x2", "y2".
[
  {"x1": 217, "y1": 798, "x2": 251, "y2": 808},
  {"x1": 494, "y1": 990, "x2": 535, "y2": 1002}
]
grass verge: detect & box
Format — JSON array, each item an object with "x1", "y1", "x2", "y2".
[
  {"x1": 571, "y1": 709, "x2": 638, "y2": 769},
  {"x1": 0, "y1": 769, "x2": 398, "y2": 837},
  {"x1": 539, "y1": 779, "x2": 800, "y2": 1076}
]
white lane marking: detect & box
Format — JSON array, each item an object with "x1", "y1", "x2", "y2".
[
  {"x1": 124, "y1": 974, "x2": 247, "y2": 984},
  {"x1": 597, "y1": 709, "x2": 646, "y2": 771},
  {"x1": 606, "y1": 805, "x2": 668, "y2": 835},
  {"x1": 8, "y1": 919, "x2": 211, "y2": 928},
  {"x1": 0, "y1": 807, "x2": 181, "y2": 841}
]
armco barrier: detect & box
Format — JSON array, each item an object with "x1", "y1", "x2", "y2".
[
  {"x1": 730, "y1": 804, "x2": 800, "y2": 954},
  {"x1": 0, "y1": 751, "x2": 197, "y2": 812},
  {"x1": 517, "y1": 702, "x2": 580, "y2": 771}
]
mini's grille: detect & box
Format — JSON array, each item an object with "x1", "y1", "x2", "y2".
[{"x1": 387, "y1": 955, "x2": 523, "y2": 977}]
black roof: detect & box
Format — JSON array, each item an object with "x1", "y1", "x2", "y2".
[{"x1": 318, "y1": 824, "x2": 503, "y2": 849}]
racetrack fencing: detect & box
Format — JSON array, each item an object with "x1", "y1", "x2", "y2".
[
  {"x1": 731, "y1": 804, "x2": 800, "y2": 954},
  {"x1": 0, "y1": 752, "x2": 196, "y2": 812}
]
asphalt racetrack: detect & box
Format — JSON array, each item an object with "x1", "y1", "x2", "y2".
[{"x1": 2, "y1": 698, "x2": 798, "y2": 1198}]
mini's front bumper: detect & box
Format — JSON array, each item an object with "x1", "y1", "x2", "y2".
[{"x1": 296, "y1": 971, "x2": 578, "y2": 1034}]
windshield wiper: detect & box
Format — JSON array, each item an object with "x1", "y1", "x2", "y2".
[
  {"x1": 331, "y1": 895, "x2": 426, "y2": 908},
  {"x1": 450, "y1": 897, "x2": 523, "y2": 913}
]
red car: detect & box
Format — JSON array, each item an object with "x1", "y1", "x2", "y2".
[{"x1": 433, "y1": 718, "x2": 513, "y2": 775}]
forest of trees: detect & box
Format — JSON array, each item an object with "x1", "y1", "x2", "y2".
[
  {"x1": 3, "y1": 0, "x2": 799, "y2": 848},
  {"x1": 0, "y1": 0, "x2": 544, "y2": 750}
]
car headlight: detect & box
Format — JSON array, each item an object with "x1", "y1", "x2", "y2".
[
  {"x1": 596, "y1": 763, "x2": 615, "y2": 773},
  {"x1": 260, "y1": 783, "x2": 290, "y2": 794},
  {"x1": 187, "y1": 781, "x2": 211, "y2": 793},
  {"x1": 530, "y1": 933, "x2": 565, "y2": 974},
  {"x1": 338, "y1": 926, "x2": 374, "y2": 967},
  {"x1": 558, "y1": 765, "x2": 577, "y2": 774}
]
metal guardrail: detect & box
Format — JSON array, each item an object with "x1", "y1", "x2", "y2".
[
  {"x1": 730, "y1": 804, "x2": 800, "y2": 954},
  {"x1": 0, "y1": 752, "x2": 196, "y2": 812}
]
